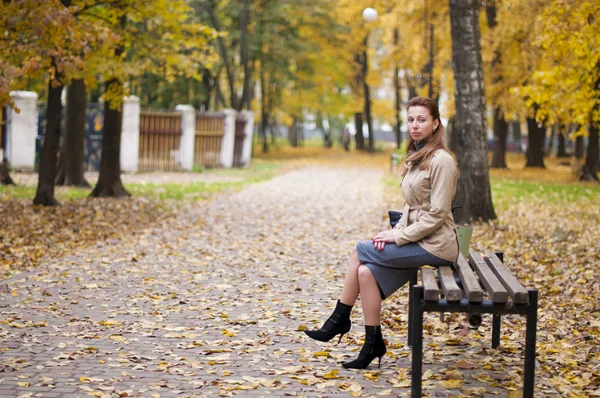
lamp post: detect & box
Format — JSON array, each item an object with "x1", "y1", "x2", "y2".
[
  {"x1": 362, "y1": 7, "x2": 377, "y2": 152},
  {"x1": 424, "y1": 0, "x2": 434, "y2": 98}
]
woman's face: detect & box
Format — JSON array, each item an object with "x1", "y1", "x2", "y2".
[{"x1": 407, "y1": 106, "x2": 439, "y2": 142}]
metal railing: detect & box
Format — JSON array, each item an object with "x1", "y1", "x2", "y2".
[
  {"x1": 139, "y1": 111, "x2": 182, "y2": 172},
  {"x1": 194, "y1": 113, "x2": 224, "y2": 168}
]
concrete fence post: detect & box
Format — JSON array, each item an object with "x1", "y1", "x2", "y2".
[
  {"x1": 175, "y1": 104, "x2": 196, "y2": 171},
  {"x1": 240, "y1": 111, "x2": 254, "y2": 168},
  {"x1": 220, "y1": 109, "x2": 236, "y2": 168},
  {"x1": 120, "y1": 96, "x2": 140, "y2": 173},
  {"x1": 7, "y1": 91, "x2": 38, "y2": 171}
]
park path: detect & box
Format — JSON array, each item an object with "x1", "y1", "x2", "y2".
[{"x1": 1, "y1": 166, "x2": 523, "y2": 397}]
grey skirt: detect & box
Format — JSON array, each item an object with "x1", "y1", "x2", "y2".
[{"x1": 356, "y1": 240, "x2": 453, "y2": 299}]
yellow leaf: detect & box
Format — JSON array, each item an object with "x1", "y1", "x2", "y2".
[
  {"x1": 322, "y1": 369, "x2": 339, "y2": 379},
  {"x1": 313, "y1": 351, "x2": 330, "y2": 358},
  {"x1": 445, "y1": 370, "x2": 463, "y2": 380},
  {"x1": 297, "y1": 324, "x2": 308, "y2": 331},
  {"x1": 440, "y1": 380, "x2": 462, "y2": 389},
  {"x1": 17, "y1": 382, "x2": 30, "y2": 387}
]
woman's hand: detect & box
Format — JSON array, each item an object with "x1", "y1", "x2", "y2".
[{"x1": 371, "y1": 230, "x2": 395, "y2": 251}]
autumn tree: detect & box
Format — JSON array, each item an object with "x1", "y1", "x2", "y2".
[
  {"x1": 86, "y1": 0, "x2": 215, "y2": 197},
  {"x1": 449, "y1": 0, "x2": 496, "y2": 222},
  {"x1": 488, "y1": 1, "x2": 549, "y2": 169},
  {"x1": 0, "y1": 0, "x2": 95, "y2": 203},
  {"x1": 484, "y1": 0, "x2": 509, "y2": 168},
  {"x1": 524, "y1": 1, "x2": 600, "y2": 181}
]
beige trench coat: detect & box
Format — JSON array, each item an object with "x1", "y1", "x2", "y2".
[{"x1": 391, "y1": 149, "x2": 460, "y2": 262}]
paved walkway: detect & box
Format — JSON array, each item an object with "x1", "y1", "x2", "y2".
[{"x1": 1, "y1": 167, "x2": 524, "y2": 397}]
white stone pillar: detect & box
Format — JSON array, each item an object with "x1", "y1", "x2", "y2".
[
  {"x1": 220, "y1": 109, "x2": 236, "y2": 168},
  {"x1": 120, "y1": 96, "x2": 140, "y2": 173},
  {"x1": 240, "y1": 111, "x2": 254, "y2": 168},
  {"x1": 7, "y1": 91, "x2": 38, "y2": 171},
  {"x1": 175, "y1": 104, "x2": 196, "y2": 171}
]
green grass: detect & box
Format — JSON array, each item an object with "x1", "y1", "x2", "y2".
[
  {"x1": 492, "y1": 178, "x2": 600, "y2": 203},
  {"x1": 0, "y1": 161, "x2": 282, "y2": 203},
  {"x1": 382, "y1": 173, "x2": 600, "y2": 212},
  {"x1": 0, "y1": 185, "x2": 91, "y2": 201}
]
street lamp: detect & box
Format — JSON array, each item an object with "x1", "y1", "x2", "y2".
[
  {"x1": 363, "y1": 7, "x2": 378, "y2": 22},
  {"x1": 362, "y1": 7, "x2": 377, "y2": 152}
]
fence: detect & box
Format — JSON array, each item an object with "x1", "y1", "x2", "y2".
[
  {"x1": 138, "y1": 111, "x2": 182, "y2": 172},
  {"x1": 194, "y1": 113, "x2": 224, "y2": 168},
  {"x1": 4, "y1": 92, "x2": 254, "y2": 172}
]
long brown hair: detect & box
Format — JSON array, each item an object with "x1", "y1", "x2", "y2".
[{"x1": 401, "y1": 96, "x2": 449, "y2": 176}]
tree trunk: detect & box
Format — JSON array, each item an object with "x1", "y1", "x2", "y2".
[
  {"x1": 486, "y1": 1, "x2": 508, "y2": 169},
  {"x1": 33, "y1": 72, "x2": 63, "y2": 206},
  {"x1": 556, "y1": 125, "x2": 568, "y2": 157},
  {"x1": 362, "y1": 41, "x2": 374, "y2": 153},
  {"x1": 580, "y1": 123, "x2": 599, "y2": 182},
  {"x1": 32, "y1": 0, "x2": 72, "y2": 204},
  {"x1": 575, "y1": 135, "x2": 585, "y2": 159},
  {"x1": 1, "y1": 105, "x2": 13, "y2": 185},
  {"x1": 449, "y1": 0, "x2": 496, "y2": 223},
  {"x1": 56, "y1": 79, "x2": 90, "y2": 187},
  {"x1": 511, "y1": 121, "x2": 523, "y2": 152},
  {"x1": 525, "y1": 116, "x2": 546, "y2": 168},
  {"x1": 289, "y1": 117, "x2": 299, "y2": 147},
  {"x1": 238, "y1": 0, "x2": 251, "y2": 111},
  {"x1": 354, "y1": 112, "x2": 364, "y2": 150},
  {"x1": 202, "y1": 2, "x2": 238, "y2": 110},
  {"x1": 490, "y1": 107, "x2": 508, "y2": 168},
  {"x1": 90, "y1": 80, "x2": 130, "y2": 198},
  {"x1": 580, "y1": 73, "x2": 600, "y2": 181},
  {"x1": 546, "y1": 124, "x2": 555, "y2": 156},
  {"x1": 393, "y1": 28, "x2": 402, "y2": 149},
  {"x1": 448, "y1": 116, "x2": 458, "y2": 154},
  {"x1": 0, "y1": 162, "x2": 13, "y2": 185},
  {"x1": 260, "y1": 60, "x2": 268, "y2": 154}
]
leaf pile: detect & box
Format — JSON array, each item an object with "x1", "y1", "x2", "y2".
[{"x1": 0, "y1": 197, "x2": 173, "y2": 279}]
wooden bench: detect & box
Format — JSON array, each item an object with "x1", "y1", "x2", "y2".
[{"x1": 408, "y1": 250, "x2": 538, "y2": 397}]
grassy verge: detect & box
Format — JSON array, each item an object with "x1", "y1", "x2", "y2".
[
  {"x1": 124, "y1": 162, "x2": 282, "y2": 201},
  {"x1": 0, "y1": 161, "x2": 282, "y2": 203}
]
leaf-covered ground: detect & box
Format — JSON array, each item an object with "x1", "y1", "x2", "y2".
[{"x1": 0, "y1": 149, "x2": 599, "y2": 397}]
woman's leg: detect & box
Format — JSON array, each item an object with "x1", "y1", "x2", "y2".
[
  {"x1": 339, "y1": 245, "x2": 362, "y2": 306},
  {"x1": 342, "y1": 265, "x2": 386, "y2": 369},
  {"x1": 357, "y1": 265, "x2": 381, "y2": 325},
  {"x1": 304, "y1": 246, "x2": 360, "y2": 343}
]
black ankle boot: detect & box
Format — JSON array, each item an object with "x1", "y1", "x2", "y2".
[
  {"x1": 342, "y1": 325, "x2": 386, "y2": 369},
  {"x1": 304, "y1": 300, "x2": 352, "y2": 344}
]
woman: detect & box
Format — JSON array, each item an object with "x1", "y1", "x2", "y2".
[{"x1": 304, "y1": 96, "x2": 459, "y2": 369}]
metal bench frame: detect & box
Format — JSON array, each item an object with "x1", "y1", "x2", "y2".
[{"x1": 407, "y1": 251, "x2": 538, "y2": 397}]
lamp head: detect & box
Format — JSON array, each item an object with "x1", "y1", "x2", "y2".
[{"x1": 362, "y1": 7, "x2": 378, "y2": 22}]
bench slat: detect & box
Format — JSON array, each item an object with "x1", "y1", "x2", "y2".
[
  {"x1": 468, "y1": 251, "x2": 509, "y2": 303},
  {"x1": 421, "y1": 268, "x2": 440, "y2": 301},
  {"x1": 484, "y1": 252, "x2": 529, "y2": 304},
  {"x1": 438, "y1": 266, "x2": 462, "y2": 301},
  {"x1": 455, "y1": 253, "x2": 484, "y2": 303}
]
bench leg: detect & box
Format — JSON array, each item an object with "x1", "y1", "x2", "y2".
[
  {"x1": 492, "y1": 314, "x2": 501, "y2": 348},
  {"x1": 407, "y1": 274, "x2": 418, "y2": 347},
  {"x1": 411, "y1": 286, "x2": 424, "y2": 398},
  {"x1": 523, "y1": 289, "x2": 538, "y2": 398}
]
